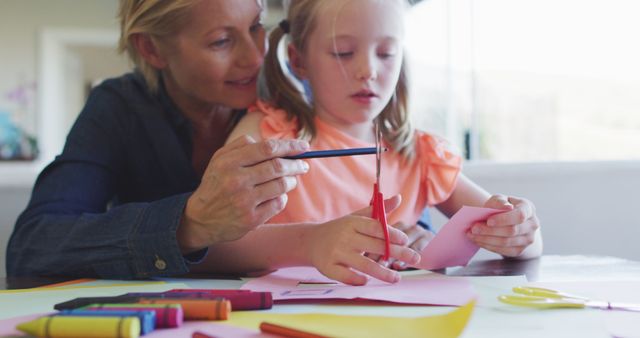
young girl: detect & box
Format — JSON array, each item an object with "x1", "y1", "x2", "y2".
[{"x1": 219, "y1": 0, "x2": 541, "y2": 282}]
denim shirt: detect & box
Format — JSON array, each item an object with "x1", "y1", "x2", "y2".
[{"x1": 6, "y1": 72, "x2": 221, "y2": 278}]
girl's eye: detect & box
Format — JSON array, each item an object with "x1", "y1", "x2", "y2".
[
  {"x1": 332, "y1": 52, "x2": 353, "y2": 59},
  {"x1": 378, "y1": 52, "x2": 396, "y2": 59}
]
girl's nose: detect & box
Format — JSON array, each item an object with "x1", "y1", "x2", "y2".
[{"x1": 356, "y1": 54, "x2": 377, "y2": 81}]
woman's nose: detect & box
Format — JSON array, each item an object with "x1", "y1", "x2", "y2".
[{"x1": 237, "y1": 35, "x2": 265, "y2": 69}]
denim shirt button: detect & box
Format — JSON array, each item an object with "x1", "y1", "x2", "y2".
[{"x1": 154, "y1": 257, "x2": 167, "y2": 270}]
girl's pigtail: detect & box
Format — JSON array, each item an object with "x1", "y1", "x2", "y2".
[
  {"x1": 263, "y1": 22, "x2": 316, "y2": 141},
  {"x1": 380, "y1": 61, "x2": 415, "y2": 160}
]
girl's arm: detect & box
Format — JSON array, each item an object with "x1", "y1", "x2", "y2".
[
  {"x1": 226, "y1": 111, "x2": 264, "y2": 144},
  {"x1": 436, "y1": 174, "x2": 543, "y2": 259},
  {"x1": 435, "y1": 174, "x2": 491, "y2": 217},
  {"x1": 190, "y1": 196, "x2": 421, "y2": 285}
]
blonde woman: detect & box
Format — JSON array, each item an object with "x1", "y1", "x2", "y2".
[{"x1": 7, "y1": 0, "x2": 420, "y2": 284}]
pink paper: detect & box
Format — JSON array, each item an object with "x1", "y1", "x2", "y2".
[
  {"x1": 0, "y1": 313, "x2": 46, "y2": 337},
  {"x1": 416, "y1": 206, "x2": 503, "y2": 270},
  {"x1": 146, "y1": 321, "x2": 272, "y2": 338},
  {"x1": 241, "y1": 267, "x2": 475, "y2": 306},
  {"x1": 0, "y1": 313, "x2": 272, "y2": 338}
]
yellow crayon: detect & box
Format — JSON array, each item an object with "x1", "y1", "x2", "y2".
[{"x1": 17, "y1": 315, "x2": 140, "y2": 338}]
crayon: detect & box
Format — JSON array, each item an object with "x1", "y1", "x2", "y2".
[
  {"x1": 139, "y1": 299, "x2": 231, "y2": 321},
  {"x1": 192, "y1": 331, "x2": 215, "y2": 338},
  {"x1": 165, "y1": 292, "x2": 272, "y2": 311},
  {"x1": 17, "y1": 316, "x2": 140, "y2": 338},
  {"x1": 126, "y1": 291, "x2": 273, "y2": 310},
  {"x1": 283, "y1": 147, "x2": 380, "y2": 159},
  {"x1": 54, "y1": 296, "x2": 140, "y2": 310},
  {"x1": 259, "y1": 322, "x2": 329, "y2": 338},
  {"x1": 84, "y1": 304, "x2": 183, "y2": 328},
  {"x1": 166, "y1": 289, "x2": 251, "y2": 294},
  {"x1": 57, "y1": 309, "x2": 156, "y2": 335}
]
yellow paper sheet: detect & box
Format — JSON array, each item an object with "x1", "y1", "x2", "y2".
[
  {"x1": 225, "y1": 300, "x2": 476, "y2": 338},
  {"x1": 0, "y1": 280, "x2": 167, "y2": 294}
]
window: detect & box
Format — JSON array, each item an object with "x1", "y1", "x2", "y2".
[{"x1": 406, "y1": 0, "x2": 640, "y2": 162}]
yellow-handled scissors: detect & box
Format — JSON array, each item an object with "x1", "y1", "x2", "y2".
[{"x1": 498, "y1": 286, "x2": 640, "y2": 312}]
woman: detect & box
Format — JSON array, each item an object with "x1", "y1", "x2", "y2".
[{"x1": 6, "y1": 0, "x2": 419, "y2": 284}]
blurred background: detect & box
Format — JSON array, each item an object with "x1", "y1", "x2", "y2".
[{"x1": 0, "y1": 0, "x2": 639, "y2": 277}]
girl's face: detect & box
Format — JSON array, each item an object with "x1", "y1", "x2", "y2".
[
  {"x1": 158, "y1": 0, "x2": 266, "y2": 110},
  {"x1": 294, "y1": 0, "x2": 405, "y2": 139}
]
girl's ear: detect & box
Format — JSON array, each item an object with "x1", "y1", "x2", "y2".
[
  {"x1": 131, "y1": 33, "x2": 168, "y2": 69},
  {"x1": 287, "y1": 44, "x2": 307, "y2": 79}
]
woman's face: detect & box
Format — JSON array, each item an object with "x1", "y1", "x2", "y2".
[{"x1": 158, "y1": 0, "x2": 266, "y2": 110}]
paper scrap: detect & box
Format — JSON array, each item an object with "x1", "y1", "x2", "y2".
[
  {"x1": 242, "y1": 266, "x2": 475, "y2": 306},
  {"x1": 416, "y1": 206, "x2": 503, "y2": 270}
]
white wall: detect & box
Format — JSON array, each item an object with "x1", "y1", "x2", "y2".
[
  {"x1": 0, "y1": 0, "x2": 120, "y2": 134},
  {"x1": 0, "y1": 0, "x2": 122, "y2": 277}
]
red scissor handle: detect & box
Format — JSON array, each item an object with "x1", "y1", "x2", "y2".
[{"x1": 371, "y1": 183, "x2": 391, "y2": 261}]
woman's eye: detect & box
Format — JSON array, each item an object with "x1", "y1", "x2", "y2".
[
  {"x1": 250, "y1": 22, "x2": 264, "y2": 33},
  {"x1": 378, "y1": 52, "x2": 396, "y2": 59},
  {"x1": 210, "y1": 38, "x2": 231, "y2": 49}
]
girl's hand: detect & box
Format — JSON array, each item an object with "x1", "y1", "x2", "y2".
[
  {"x1": 308, "y1": 195, "x2": 422, "y2": 285},
  {"x1": 467, "y1": 194, "x2": 540, "y2": 257},
  {"x1": 178, "y1": 136, "x2": 310, "y2": 252}
]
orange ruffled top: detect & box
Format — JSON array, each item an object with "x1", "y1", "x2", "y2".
[{"x1": 253, "y1": 100, "x2": 462, "y2": 226}]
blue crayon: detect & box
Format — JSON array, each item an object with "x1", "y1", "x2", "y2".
[{"x1": 57, "y1": 309, "x2": 156, "y2": 335}]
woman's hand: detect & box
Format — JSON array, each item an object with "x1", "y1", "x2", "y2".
[
  {"x1": 177, "y1": 136, "x2": 310, "y2": 252},
  {"x1": 467, "y1": 195, "x2": 541, "y2": 258},
  {"x1": 307, "y1": 195, "x2": 422, "y2": 285},
  {"x1": 366, "y1": 221, "x2": 434, "y2": 270},
  {"x1": 389, "y1": 222, "x2": 434, "y2": 270}
]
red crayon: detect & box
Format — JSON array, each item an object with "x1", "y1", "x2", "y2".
[
  {"x1": 167, "y1": 289, "x2": 251, "y2": 294},
  {"x1": 259, "y1": 322, "x2": 330, "y2": 338},
  {"x1": 192, "y1": 331, "x2": 216, "y2": 338},
  {"x1": 161, "y1": 291, "x2": 273, "y2": 310}
]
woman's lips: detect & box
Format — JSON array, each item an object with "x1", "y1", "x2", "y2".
[{"x1": 226, "y1": 75, "x2": 257, "y2": 88}]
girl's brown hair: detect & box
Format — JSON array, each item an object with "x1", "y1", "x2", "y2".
[{"x1": 263, "y1": 0, "x2": 415, "y2": 158}]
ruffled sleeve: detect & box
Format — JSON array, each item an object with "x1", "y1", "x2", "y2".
[
  {"x1": 250, "y1": 100, "x2": 299, "y2": 140},
  {"x1": 417, "y1": 132, "x2": 463, "y2": 206}
]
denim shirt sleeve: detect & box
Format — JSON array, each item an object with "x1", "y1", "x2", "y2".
[
  {"x1": 8, "y1": 185, "x2": 196, "y2": 278},
  {"x1": 6, "y1": 76, "x2": 206, "y2": 278}
]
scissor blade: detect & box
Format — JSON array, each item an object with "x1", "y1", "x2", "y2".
[
  {"x1": 587, "y1": 301, "x2": 640, "y2": 312},
  {"x1": 374, "y1": 121, "x2": 382, "y2": 185}
]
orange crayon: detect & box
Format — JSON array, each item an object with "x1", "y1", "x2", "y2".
[
  {"x1": 139, "y1": 298, "x2": 231, "y2": 320},
  {"x1": 17, "y1": 316, "x2": 140, "y2": 338}
]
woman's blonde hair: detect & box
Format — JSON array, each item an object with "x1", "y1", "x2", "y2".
[
  {"x1": 117, "y1": 0, "x2": 198, "y2": 93},
  {"x1": 263, "y1": 0, "x2": 415, "y2": 158}
]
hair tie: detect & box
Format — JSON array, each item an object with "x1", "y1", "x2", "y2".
[{"x1": 279, "y1": 19, "x2": 290, "y2": 33}]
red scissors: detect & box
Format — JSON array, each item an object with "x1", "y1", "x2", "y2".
[{"x1": 371, "y1": 122, "x2": 391, "y2": 261}]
